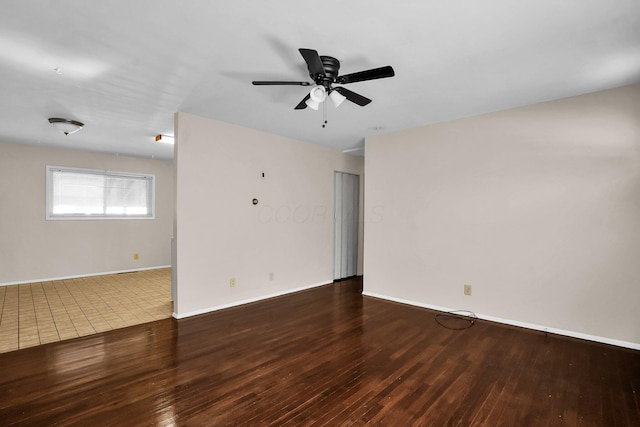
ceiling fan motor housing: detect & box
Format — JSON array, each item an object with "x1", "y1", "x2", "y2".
[{"x1": 313, "y1": 56, "x2": 340, "y2": 88}]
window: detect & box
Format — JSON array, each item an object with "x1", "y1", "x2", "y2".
[{"x1": 46, "y1": 166, "x2": 155, "y2": 220}]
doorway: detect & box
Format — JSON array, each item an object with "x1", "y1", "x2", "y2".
[{"x1": 334, "y1": 172, "x2": 360, "y2": 280}]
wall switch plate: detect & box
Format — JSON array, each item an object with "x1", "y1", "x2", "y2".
[
  {"x1": 464, "y1": 284, "x2": 472, "y2": 296},
  {"x1": 230, "y1": 277, "x2": 236, "y2": 288}
]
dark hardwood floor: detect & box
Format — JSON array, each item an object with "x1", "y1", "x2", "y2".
[{"x1": 0, "y1": 277, "x2": 638, "y2": 426}]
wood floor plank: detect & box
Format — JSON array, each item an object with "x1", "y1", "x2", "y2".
[{"x1": 0, "y1": 277, "x2": 639, "y2": 426}]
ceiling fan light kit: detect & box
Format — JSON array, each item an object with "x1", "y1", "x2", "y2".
[
  {"x1": 252, "y1": 48, "x2": 395, "y2": 113},
  {"x1": 309, "y1": 86, "x2": 327, "y2": 103},
  {"x1": 329, "y1": 90, "x2": 346, "y2": 108},
  {"x1": 48, "y1": 117, "x2": 84, "y2": 135},
  {"x1": 305, "y1": 85, "x2": 326, "y2": 110},
  {"x1": 305, "y1": 98, "x2": 320, "y2": 110}
]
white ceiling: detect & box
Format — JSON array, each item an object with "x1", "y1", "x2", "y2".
[{"x1": 1, "y1": 1, "x2": 639, "y2": 160}]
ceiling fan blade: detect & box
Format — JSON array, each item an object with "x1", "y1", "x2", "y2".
[
  {"x1": 294, "y1": 93, "x2": 311, "y2": 110},
  {"x1": 334, "y1": 87, "x2": 372, "y2": 106},
  {"x1": 252, "y1": 81, "x2": 311, "y2": 86},
  {"x1": 299, "y1": 48, "x2": 325, "y2": 77},
  {"x1": 335, "y1": 66, "x2": 395, "y2": 84}
]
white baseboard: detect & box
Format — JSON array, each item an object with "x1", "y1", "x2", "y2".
[
  {"x1": 173, "y1": 280, "x2": 333, "y2": 319},
  {"x1": 362, "y1": 291, "x2": 640, "y2": 351},
  {"x1": 0, "y1": 265, "x2": 171, "y2": 286}
]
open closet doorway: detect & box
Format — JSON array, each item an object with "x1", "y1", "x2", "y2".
[{"x1": 334, "y1": 171, "x2": 360, "y2": 280}]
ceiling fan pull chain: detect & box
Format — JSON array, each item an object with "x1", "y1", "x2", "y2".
[{"x1": 322, "y1": 100, "x2": 327, "y2": 128}]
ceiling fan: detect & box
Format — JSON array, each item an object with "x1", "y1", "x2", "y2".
[{"x1": 252, "y1": 48, "x2": 395, "y2": 110}]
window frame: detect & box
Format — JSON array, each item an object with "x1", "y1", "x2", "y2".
[{"x1": 46, "y1": 165, "x2": 155, "y2": 220}]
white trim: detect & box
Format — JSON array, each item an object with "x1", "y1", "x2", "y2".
[
  {"x1": 362, "y1": 291, "x2": 640, "y2": 351},
  {"x1": 0, "y1": 265, "x2": 171, "y2": 286},
  {"x1": 173, "y1": 280, "x2": 333, "y2": 319}
]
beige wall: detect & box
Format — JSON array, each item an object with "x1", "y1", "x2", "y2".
[
  {"x1": 0, "y1": 142, "x2": 174, "y2": 284},
  {"x1": 174, "y1": 112, "x2": 364, "y2": 317},
  {"x1": 364, "y1": 84, "x2": 640, "y2": 347}
]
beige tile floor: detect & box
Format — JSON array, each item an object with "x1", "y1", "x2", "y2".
[{"x1": 0, "y1": 268, "x2": 172, "y2": 354}]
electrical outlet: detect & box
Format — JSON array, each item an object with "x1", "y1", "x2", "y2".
[
  {"x1": 133, "y1": 253, "x2": 139, "y2": 260},
  {"x1": 230, "y1": 277, "x2": 236, "y2": 288},
  {"x1": 269, "y1": 272, "x2": 274, "y2": 281},
  {"x1": 464, "y1": 284, "x2": 472, "y2": 296}
]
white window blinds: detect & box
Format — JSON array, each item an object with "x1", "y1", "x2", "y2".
[{"x1": 46, "y1": 166, "x2": 154, "y2": 219}]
